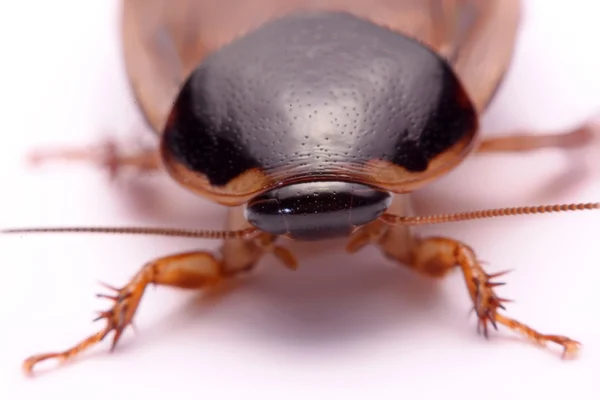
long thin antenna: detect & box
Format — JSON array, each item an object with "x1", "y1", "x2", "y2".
[
  {"x1": 3, "y1": 202, "x2": 598, "y2": 238},
  {"x1": 0, "y1": 226, "x2": 258, "y2": 239},
  {"x1": 380, "y1": 202, "x2": 600, "y2": 226}
]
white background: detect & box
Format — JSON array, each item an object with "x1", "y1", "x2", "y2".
[{"x1": 1, "y1": 0, "x2": 600, "y2": 399}]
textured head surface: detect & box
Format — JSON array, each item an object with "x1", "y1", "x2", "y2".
[
  {"x1": 245, "y1": 181, "x2": 392, "y2": 240},
  {"x1": 161, "y1": 10, "x2": 478, "y2": 204}
]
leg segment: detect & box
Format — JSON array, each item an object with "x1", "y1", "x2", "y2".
[
  {"x1": 23, "y1": 229, "x2": 295, "y2": 375},
  {"x1": 23, "y1": 251, "x2": 222, "y2": 374},
  {"x1": 27, "y1": 138, "x2": 162, "y2": 179},
  {"x1": 404, "y1": 237, "x2": 579, "y2": 357},
  {"x1": 477, "y1": 119, "x2": 598, "y2": 153},
  {"x1": 347, "y1": 195, "x2": 579, "y2": 357},
  {"x1": 220, "y1": 205, "x2": 297, "y2": 274}
]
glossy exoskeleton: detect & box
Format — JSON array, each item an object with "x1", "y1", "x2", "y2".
[
  {"x1": 8, "y1": 0, "x2": 600, "y2": 375},
  {"x1": 161, "y1": 11, "x2": 477, "y2": 240}
]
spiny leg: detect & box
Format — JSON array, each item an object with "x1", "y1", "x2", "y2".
[
  {"x1": 27, "y1": 138, "x2": 162, "y2": 179},
  {"x1": 403, "y1": 237, "x2": 579, "y2": 356},
  {"x1": 348, "y1": 215, "x2": 579, "y2": 357},
  {"x1": 23, "y1": 251, "x2": 222, "y2": 374},
  {"x1": 23, "y1": 232, "x2": 295, "y2": 375},
  {"x1": 477, "y1": 118, "x2": 598, "y2": 153}
]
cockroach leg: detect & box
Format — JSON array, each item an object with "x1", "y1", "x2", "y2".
[
  {"x1": 27, "y1": 138, "x2": 162, "y2": 179},
  {"x1": 23, "y1": 232, "x2": 294, "y2": 375},
  {"x1": 348, "y1": 219, "x2": 580, "y2": 358},
  {"x1": 23, "y1": 251, "x2": 223, "y2": 375},
  {"x1": 477, "y1": 119, "x2": 598, "y2": 153},
  {"x1": 406, "y1": 237, "x2": 579, "y2": 357}
]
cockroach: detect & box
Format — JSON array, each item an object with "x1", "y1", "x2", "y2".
[{"x1": 5, "y1": 0, "x2": 600, "y2": 375}]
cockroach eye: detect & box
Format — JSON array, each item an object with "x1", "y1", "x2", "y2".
[{"x1": 244, "y1": 181, "x2": 392, "y2": 240}]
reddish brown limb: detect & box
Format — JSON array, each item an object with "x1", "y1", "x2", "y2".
[
  {"x1": 349, "y1": 219, "x2": 579, "y2": 357},
  {"x1": 23, "y1": 234, "x2": 296, "y2": 376},
  {"x1": 477, "y1": 119, "x2": 598, "y2": 153},
  {"x1": 27, "y1": 138, "x2": 162, "y2": 179},
  {"x1": 409, "y1": 237, "x2": 579, "y2": 357},
  {"x1": 22, "y1": 251, "x2": 222, "y2": 375},
  {"x1": 493, "y1": 315, "x2": 580, "y2": 358}
]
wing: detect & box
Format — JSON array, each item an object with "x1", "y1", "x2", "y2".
[{"x1": 121, "y1": 0, "x2": 521, "y2": 133}]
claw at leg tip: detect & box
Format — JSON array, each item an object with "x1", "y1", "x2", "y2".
[
  {"x1": 561, "y1": 341, "x2": 581, "y2": 360},
  {"x1": 22, "y1": 360, "x2": 34, "y2": 376}
]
